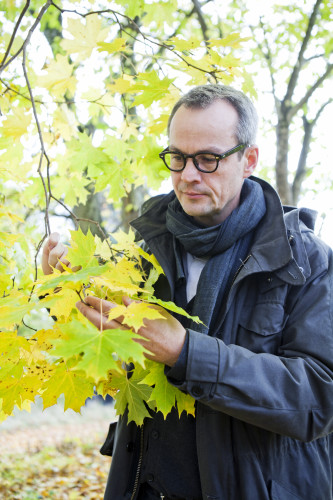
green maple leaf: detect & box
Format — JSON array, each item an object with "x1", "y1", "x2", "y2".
[
  {"x1": 147, "y1": 297, "x2": 203, "y2": 324},
  {"x1": 38, "y1": 263, "x2": 109, "y2": 294},
  {"x1": 141, "y1": 361, "x2": 176, "y2": 417},
  {"x1": 42, "y1": 362, "x2": 95, "y2": 412},
  {"x1": 141, "y1": 361, "x2": 196, "y2": 418},
  {"x1": 66, "y1": 227, "x2": 98, "y2": 269},
  {"x1": 67, "y1": 132, "x2": 110, "y2": 172},
  {"x1": 131, "y1": 71, "x2": 174, "y2": 108},
  {"x1": 112, "y1": 366, "x2": 153, "y2": 426},
  {"x1": 52, "y1": 317, "x2": 147, "y2": 381}
]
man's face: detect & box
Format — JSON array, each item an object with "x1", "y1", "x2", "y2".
[{"x1": 169, "y1": 100, "x2": 258, "y2": 227}]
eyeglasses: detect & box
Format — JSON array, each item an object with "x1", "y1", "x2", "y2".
[{"x1": 159, "y1": 143, "x2": 250, "y2": 173}]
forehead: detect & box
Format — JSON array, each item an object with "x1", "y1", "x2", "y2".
[{"x1": 169, "y1": 100, "x2": 238, "y2": 147}]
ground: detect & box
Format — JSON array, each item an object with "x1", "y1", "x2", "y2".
[{"x1": 0, "y1": 398, "x2": 115, "y2": 499}]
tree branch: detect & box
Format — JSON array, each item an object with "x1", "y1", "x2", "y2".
[
  {"x1": 191, "y1": 0, "x2": 210, "y2": 42},
  {"x1": 1, "y1": 0, "x2": 31, "y2": 68},
  {"x1": 0, "y1": 1, "x2": 52, "y2": 75},
  {"x1": 254, "y1": 19, "x2": 279, "y2": 111},
  {"x1": 284, "y1": 0, "x2": 323, "y2": 104},
  {"x1": 292, "y1": 98, "x2": 333, "y2": 203},
  {"x1": 290, "y1": 62, "x2": 333, "y2": 118}
]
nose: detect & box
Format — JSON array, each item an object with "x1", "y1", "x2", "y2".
[{"x1": 180, "y1": 157, "x2": 201, "y2": 183}]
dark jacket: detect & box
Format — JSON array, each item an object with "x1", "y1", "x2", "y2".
[{"x1": 102, "y1": 177, "x2": 333, "y2": 500}]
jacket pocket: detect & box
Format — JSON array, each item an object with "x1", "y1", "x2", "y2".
[
  {"x1": 237, "y1": 303, "x2": 287, "y2": 353},
  {"x1": 239, "y1": 303, "x2": 287, "y2": 336},
  {"x1": 100, "y1": 421, "x2": 117, "y2": 457},
  {"x1": 270, "y1": 480, "x2": 303, "y2": 500}
]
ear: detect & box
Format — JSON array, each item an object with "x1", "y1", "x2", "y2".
[{"x1": 243, "y1": 145, "x2": 259, "y2": 178}]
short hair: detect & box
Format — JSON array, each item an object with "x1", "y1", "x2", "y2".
[{"x1": 167, "y1": 84, "x2": 258, "y2": 147}]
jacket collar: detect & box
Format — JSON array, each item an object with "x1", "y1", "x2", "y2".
[{"x1": 131, "y1": 177, "x2": 314, "y2": 286}]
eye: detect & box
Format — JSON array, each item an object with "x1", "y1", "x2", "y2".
[
  {"x1": 170, "y1": 153, "x2": 183, "y2": 162},
  {"x1": 197, "y1": 154, "x2": 217, "y2": 163}
]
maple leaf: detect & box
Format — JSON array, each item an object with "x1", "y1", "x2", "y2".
[
  {"x1": 0, "y1": 293, "x2": 35, "y2": 329},
  {"x1": 52, "y1": 172, "x2": 91, "y2": 206},
  {"x1": 141, "y1": 361, "x2": 196, "y2": 418},
  {"x1": 47, "y1": 288, "x2": 79, "y2": 321},
  {"x1": 66, "y1": 132, "x2": 110, "y2": 173},
  {"x1": 167, "y1": 36, "x2": 203, "y2": 52},
  {"x1": 94, "y1": 236, "x2": 112, "y2": 261},
  {"x1": 67, "y1": 227, "x2": 98, "y2": 269},
  {"x1": 112, "y1": 366, "x2": 154, "y2": 426},
  {"x1": 30, "y1": 327, "x2": 63, "y2": 351},
  {"x1": 130, "y1": 71, "x2": 175, "y2": 108},
  {"x1": 91, "y1": 259, "x2": 143, "y2": 297},
  {"x1": 38, "y1": 263, "x2": 110, "y2": 294},
  {"x1": 38, "y1": 54, "x2": 77, "y2": 98},
  {"x1": 97, "y1": 38, "x2": 127, "y2": 54},
  {"x1": 0, "y1": 330, "x2": 31, "y2": 358},
  {"x1": 61, "y1": 14, "x2": 109, "y2": 61},
  {"x1": 2, "y1": 108, "x2": 31, "y2": 139},
  {"x1": 107, "y1": 301, "x2": 165, "y2": 332},
  {"x1": 207, "y1": 33, "x2": 251, "y2": 49},
  {"x1": 147, "y1": 297, "x2": 203, "y2": 324},
  {"x1": 141, "y1": 361, "x2": 177, "y2": 417},
  {"x1": 0, "y1": 374, "x2": 40, "y2": 415},
  {"x1": 51, "y1": 317, "x2": 147, "y2": 381},
  {"x1": 42, "y1": 361, "x2": 94, "y2": 412}
]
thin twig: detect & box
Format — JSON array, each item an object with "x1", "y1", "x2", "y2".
[
  {"x1": 51, "y1": 1, "x2": 221, "y2": 79},
  {"x1": 22, "y1": 47, "x2": 51, "y2": 237},
  {"x1": 0, "y1": 0, "x2": 53, "y2": 75},
  {"x1": 1, "y1": 0, "x2": 31, "y2": 68}
]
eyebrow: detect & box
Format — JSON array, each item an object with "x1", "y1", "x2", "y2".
[{"x1": 168, "y1": 146, "x2": 224, "y2": 155}]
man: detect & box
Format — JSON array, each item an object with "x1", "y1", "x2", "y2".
[{"x1": 43, "y1": 85, "x2": 333, "y2": 500}]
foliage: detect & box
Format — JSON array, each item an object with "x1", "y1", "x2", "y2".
[
  {"x1": 0, "y1": 0, "x2": 256, "y2": 425},
  {"x1": 0, "y1": 426, "x2": 110, "y2": 499}
]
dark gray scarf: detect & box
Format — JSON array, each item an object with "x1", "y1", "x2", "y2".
[{"x1": 166, "y1": 178, "x2": 266, "y2": 333}]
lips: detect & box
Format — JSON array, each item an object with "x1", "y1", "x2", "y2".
[{"x1": 183, "y1": 191, "x2": 205, "y2": 198}]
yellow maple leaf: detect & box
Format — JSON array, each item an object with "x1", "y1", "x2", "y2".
[
  {"x1": 108, "y1": 301, "x2": 165, "y2": 332},
  {"x1": 42, "y1": 363, "x2": 94, "y2": 412},
  {"x1": 39, "y1": 54, "x2": 77, "y2": 98},
  {"x1": 30, "y1": 327, "x2": 63, "y2": 351},
  {"x1": 97, "y1": 37, "x2": 127, "y2": 54},
  {"x1": 52, "y1": 104, "x2": 78, "y2": 141},
  {"x1": 107, "y1": 75, "x2": 134, "y2": 94},
  {"x1": 47, "y1": 288, "x2": 79, "y2": 320},
  {"x1": 61, "y1": 14, "x2": 109, "y2": 61},
  {"x1": 0, "y1": 375, "x2": 40, "y2": 415},
  {"x1": 2, "y1": 108, "x2": 31, "y2": 139}
]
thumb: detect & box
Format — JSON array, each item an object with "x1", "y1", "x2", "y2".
[{"x1": 122, "y1": 296, "x2": 134, "y2": 307}]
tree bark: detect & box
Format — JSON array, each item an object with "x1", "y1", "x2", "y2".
[{"x1": 275, "y1": 112, "x2": 293, "y2": 205}]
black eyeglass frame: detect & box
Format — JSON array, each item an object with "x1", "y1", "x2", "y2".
[{"x1": 159, "y1": 143, "x2": 251, "y2": 173}]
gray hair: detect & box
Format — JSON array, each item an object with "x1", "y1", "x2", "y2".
[{"x1": 167, "y1": 84, "x2": 258, "y2": 146}]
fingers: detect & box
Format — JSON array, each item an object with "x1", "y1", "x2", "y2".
[
  {"x1": 41, "y1": 232, "x2": 69, "y2": 275},
  {"x1": 42, "y1": 232, "x2": 59, "y2": 275},
  {"x1": 76, "y1": 296, "x2": 127, "y2": 331}
]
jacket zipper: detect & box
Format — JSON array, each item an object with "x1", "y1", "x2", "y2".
[{"x1": 130, "y1": 426, "x2": 144, "y2": 500}]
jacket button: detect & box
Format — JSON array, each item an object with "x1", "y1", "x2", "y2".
[
  {"x1": 147, "y1": 473, "x2": 154, "y2": 483},
  {"x1": 192, "y1": 385, "x2": 203, "y2": 397},
  {"x1": 126, "y1": 441, "x2": 134, "y2": 452},
  {"x1": 152, "y1": 430, "x2": 159, "y2": 439}
]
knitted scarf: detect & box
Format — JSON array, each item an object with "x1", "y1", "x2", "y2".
[{"x1": 166, "y1": 178, "x2": 266, "y2": 333}]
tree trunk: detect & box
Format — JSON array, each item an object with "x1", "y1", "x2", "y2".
[{"x1": 275, "y1": 116, "x2": 293, "y2": 205}]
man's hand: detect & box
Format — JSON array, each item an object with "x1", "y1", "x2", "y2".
[
  {"x1": 76, "y1": 295, "x2": 187, "y2": 367},
  {"x1": 42, "y1": 232, "x2": 70, "y2": 275}
]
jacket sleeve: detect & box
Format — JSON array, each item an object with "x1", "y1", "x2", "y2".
[{"x1": 166, "y1": 248, "x2": 333, "y2": 443}]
